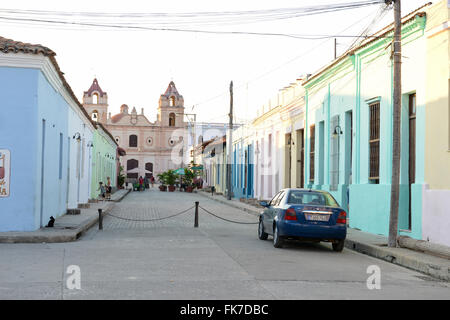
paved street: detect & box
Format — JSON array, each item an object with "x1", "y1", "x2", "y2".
[{"x1": 1, "y1": 188, "x2": 449, "y2": 300}]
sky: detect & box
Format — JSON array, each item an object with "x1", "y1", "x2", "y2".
[{"x1": 0, "y1": 0, "x2": 429, "y2": 124}]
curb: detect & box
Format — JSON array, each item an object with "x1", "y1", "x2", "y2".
[
  {"x1": 0, "y1": 195, "x2": 125, "y2": 244},
  {"x1": 345, "y1": 238, "x2": 450, "y2": 282}
]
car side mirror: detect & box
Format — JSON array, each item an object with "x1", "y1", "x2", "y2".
[{"x1": 260, "y1": 201, "x2": 269, "y2": 208}]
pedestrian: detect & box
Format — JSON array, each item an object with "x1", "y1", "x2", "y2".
[
  {"x1": 139, "y1": 176, "x2": 144, "y2": 191},
  {"x1": 150, "y1": 175, "x2": 155, "y2": 188},
  {"x1": 144, "y1": 176, "x2": 149, "y2": 190},
  {"x1": 106, "y1": 177, "x2": 112, "y2": 200},
  {"x1": 97, "y1": 182, "x2": 106, "y2": 201}
]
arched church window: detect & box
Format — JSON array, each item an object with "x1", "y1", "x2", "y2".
[
  {"x1": 93, "y1": 93, "x2": 99, "y2": 104},
  {"x1": 170, "y1": 96, "x2": 175, "y2": 107},
  {"x1": 91, "y1": 110, "x2": 99, "y2": 122},
  {"x1": 169, "y1": 113, "x2": 176, "y2": 127},
  {"x1": 129, "y1": 134, "x2": 138, "y2": 147}
]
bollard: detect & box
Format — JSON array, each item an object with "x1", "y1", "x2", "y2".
[
  {"x1": 98, "y1": 208, "x2": 103, "y2": 230},
  {"x1": 194, "y1": 201, "x2": 199, "y2": 228}
]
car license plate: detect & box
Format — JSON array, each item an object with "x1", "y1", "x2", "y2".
[{"x1": 305, "y1": 214, "x2": 330, "y2": 222}]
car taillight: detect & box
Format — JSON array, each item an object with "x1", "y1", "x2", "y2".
[
  {"x1": 285, "y1": 208, "x2": 297, "y2": 221},
  {"x1": 337, "y1": 211, "x2": 347, "y2": 224}
]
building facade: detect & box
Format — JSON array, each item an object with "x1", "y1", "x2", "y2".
[
  {"x1": 82, "y1": 80, "x2": 187, "y2": 181},
  {"x1": 0, "y1": 36, "x2": 116, "y2": 231}
]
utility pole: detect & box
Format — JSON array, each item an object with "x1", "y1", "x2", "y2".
[
  {"x1": 388, "y1": 0, "x2": 401, "y2": 248},
  {"x1": 334, "y1": 38, "x2": 337, "y2": 59},
  {"x1": 227, "y1": 81, "x2": 233, "y2": 200}
]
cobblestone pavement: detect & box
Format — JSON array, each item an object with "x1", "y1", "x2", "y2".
[
  {"x1": 100, "y1": 188, "x2": 258, "y2": 230},
  {"x1": 1, "y1": 187, "x2": 449, "y2": 300}
]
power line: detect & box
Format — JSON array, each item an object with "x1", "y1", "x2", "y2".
[
  {"x1": 191, "y1": 4, "x2": 389, "y2": 110},
  {"x1": 0, "y1": 1, "x2": 384, "y2": 34}
]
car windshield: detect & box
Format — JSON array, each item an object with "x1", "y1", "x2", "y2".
[{"x1": 287, "y1": 190, "x2": 339, "y2": 207}]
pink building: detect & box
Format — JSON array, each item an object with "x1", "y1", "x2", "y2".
[{"x1": 82, "y1": 79, "x2": 187, "y2": 182}]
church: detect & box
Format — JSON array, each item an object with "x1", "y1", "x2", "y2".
[{"x1": 82, "y1": 79, "x2": 187, "y2": 180}]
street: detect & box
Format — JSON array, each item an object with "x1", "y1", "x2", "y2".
[{"x1": 1, "y1": 189, "x2": 449, "y2": 300}]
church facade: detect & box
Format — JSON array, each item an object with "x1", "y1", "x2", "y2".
[{"x1": 82, "y1": 79, "x2": 187, "y2": 180}]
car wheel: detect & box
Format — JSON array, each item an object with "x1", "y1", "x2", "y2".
[
  {"x1": 258, "y1": 219, "x2": 268, "y2": 240},
  {"x1": 332, "y1": 239, "x2": 345, "y2": 252},
  {"x1": 273, "y1": 224, "x2": 284, "y2": 248}
]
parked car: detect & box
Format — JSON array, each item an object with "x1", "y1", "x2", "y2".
[{"x1": 258, "y1": 188, "x2": 347, "y2": 252}]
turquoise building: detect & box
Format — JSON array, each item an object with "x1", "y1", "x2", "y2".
[{"x1": 303, "y1": 8, "x2": 429, "y2": 239}]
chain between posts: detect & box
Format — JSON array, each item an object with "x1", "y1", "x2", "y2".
[
  {"x1": 105, "y1": 206, "x2": 195, "y2": 222},
  {"x1": 199, "y1": 206, "x2": 259, "y2": 225}
]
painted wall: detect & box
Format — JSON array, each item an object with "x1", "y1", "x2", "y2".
[
  {"x1": 0, "y1": 67, "x2": 40, "y2": 231},
  {"x1": 67, "y1": 106, "x2": 94, "y2": 208},
  {"x1": 422, "y1": 0, "x2": 450, "y2": 246},
  {"x1": 304, "y1": 14, "x2": 428, "y2": 240},
  {"x1": 90, "y1": 127, "x2": 117, "y2": 199},
  {"x1": 36, "y1": 71, "x2": 70, "y2": 228}
]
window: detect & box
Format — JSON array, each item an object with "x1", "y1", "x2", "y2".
[
  {"x1": 309, "y1": 125, "x2": 315, "y2": 183},
  {"x1": 129, "y1": 134, "x2": 138, "y2": 147},
  {"x1": 127, "y1": 159, "x2": 138, "y2": 179},
  {"x1": 91, "y1": 110, "x2": 99, "y2": 122},
  {"x1": 274, "y1": 191, "x2": 285, "y2": 207},
  {"x1": 287, "y1": 190, "x2": 339, "y2": 207},
  {"x1": 169, "y1": 113, "x2": 176, "y2": 127},
  {"x1": 147, "y1": 137, "x2": 153, "y2": 145},
  {"x1": 115, "y1": 137, "x2": 120, "y2": 144},
  {"x1": 269, "y1": 191, "x2": 282, "y2": 206},
  {"x1": 369, "y1": 102, "x2": 380, "y2": 183},
  {"x1": 170, "y1": 96, "x2": 175, "y2": 106},
  {"x1": 93, "y1": 93, "x2": 98, "y2": 104}
]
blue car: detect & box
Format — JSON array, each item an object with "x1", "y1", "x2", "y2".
[{"x1": 258, "y1": 188, "x2": 347, "y2": 252}]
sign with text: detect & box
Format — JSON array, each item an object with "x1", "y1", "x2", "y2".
[{"x1": 0, "y1": 149, "x2": 10, "y2": 197}]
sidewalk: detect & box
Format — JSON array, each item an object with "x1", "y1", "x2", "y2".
[
  {"x1": 0, "y1": 189, "x2": 130, "y2": 244},
  {"x1": 197, "y1": 190, "x2": 450, "y2": 282}
]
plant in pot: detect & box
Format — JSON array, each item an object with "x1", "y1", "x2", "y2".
[
  {"x1": 184, "y1": 168, "x2": 195, "y2": 193},
  {"x1": 165, "y1": 169, "x2": 177, "y2": 192},
  {"x1": 157, "y1": 172, "x2": 167, "y2": 191}
]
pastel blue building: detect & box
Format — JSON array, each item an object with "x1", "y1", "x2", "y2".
[{"x1": 0, "y1": 36, "x2": 96, "y2": 231}]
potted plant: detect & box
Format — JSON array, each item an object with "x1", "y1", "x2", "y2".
[
  {"x1": 157, "y1": 172, "x2": 167, "y2": 191},
  {"x1": 166, "y1": 170, "x2": 177, "y2": 192},
  {"x1": 184, "y1": 168, "x2": 195, "y2": 193}
]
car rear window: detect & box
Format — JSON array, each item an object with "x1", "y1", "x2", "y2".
[{"x1": 287, "y1": 190, "x2": 339, "y2": 207}]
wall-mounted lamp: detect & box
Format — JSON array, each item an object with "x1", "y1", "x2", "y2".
[
  {"x1": 73, "y1": 132, "x2": 81, "y2": 141},
  {"x1": 332, "y1": 125, "x2": 343, "y2": 138}
]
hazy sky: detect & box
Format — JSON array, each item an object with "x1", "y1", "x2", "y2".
[{"x1": 0, "y1": 0, "x2": 429, "y2": 123}]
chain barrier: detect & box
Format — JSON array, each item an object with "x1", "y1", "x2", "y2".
[
  {"x1": 106, "y1": 206, "x2": 195, "y2": 222},
  {"x1": 199, "y1": 206, "x2": 259, "y2": 225}
]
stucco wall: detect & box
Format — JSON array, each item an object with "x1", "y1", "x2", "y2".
[{"x1": 0, "y1": 67, "x2": 39, "y2": 231}]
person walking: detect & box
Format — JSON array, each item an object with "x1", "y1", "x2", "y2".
[
  {"x1": 106, "y1": 177, "x2": 112, "y2": 200},
  {"x1": 144, "y1": 176, "x2": 149, "y2": 190},
  {"x1": 97, "y1": 182, "x2": 106, "y2": 201},
  {"x1": 139, "y1": 176, "x2": 144, "y2": 192},
  {"x1": 150, "y1": 175, "x2": 155, "y2": 188}
]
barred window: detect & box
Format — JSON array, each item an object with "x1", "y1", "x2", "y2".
[
  {"x1": 369, "y1": 102, "x2": 380, "y2": 183},
  {"x1": 309, "y1": 125, "x2": 315, "y2": 183}
]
